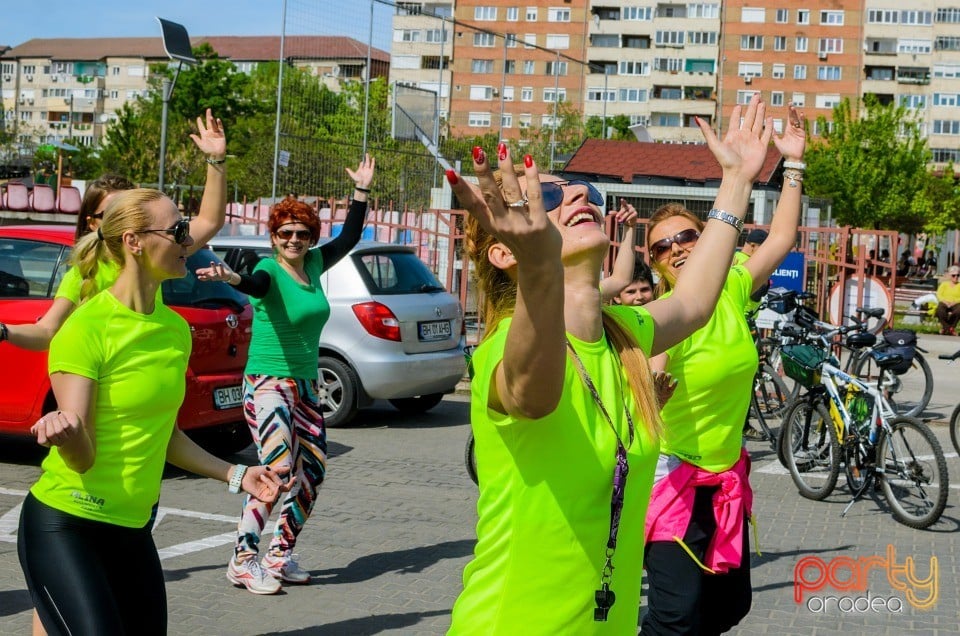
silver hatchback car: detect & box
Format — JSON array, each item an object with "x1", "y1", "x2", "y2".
[{"x1": 208, "y1": 234, "x2": 465, "y2": 427}]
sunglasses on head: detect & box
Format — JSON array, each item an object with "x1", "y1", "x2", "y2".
[
  {"x1": 276, "y1": 228, "x2": 313, "y2": 241},
  {"x1": 649, "y1": 228, "x2": 701, "y2": 261},
  {"x1": 141, "y1": 219, "x2": 191, "y2": 245},
  {"x1": 525, "y1": 180, "x2": 605, "y2": 212}
]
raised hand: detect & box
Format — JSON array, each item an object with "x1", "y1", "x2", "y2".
[
  {"x1": 612, "y1": 198, "x2": 638, "y2": 227},
  {"x1": 696, "y1": 94, "x2": 772, "y2": 183},
  {"x1": 346, "y1": 154, "x2": 375, "y2": 189},
  {"x1": 773, "y1": 103, "x2": 807, "y2": 162},
  {"x1": 30, "y1": 409, "x2": 83, "y2": 448},
  {"x1": 196, "y1": 261, "x2": 236, "y2": 283},
  {"x1": 445, "y1": 144, "x2": 561, "y2": 265},
  {"x1": 189, "y1": 108, "x2": 226, "y2": 159}
]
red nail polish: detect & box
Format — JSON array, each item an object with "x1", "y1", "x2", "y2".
[
  {"x1": 497, "y1": 142, "x2": 507, "y2": 161},
  {"x1": 445, "y1": 169, "x2": 458, "y2": 185},
  {"x1": 472, "y1": 146, "x2": 485, "y2": 164},
  {"x1": 523, "y1": 154, "x2": 533, "y2": 168}
]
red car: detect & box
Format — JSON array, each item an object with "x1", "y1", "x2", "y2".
[{"x1": 0, "y1": 225, "x2": 253, "y2": 455}]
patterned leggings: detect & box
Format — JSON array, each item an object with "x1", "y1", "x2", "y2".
[{"x1": 235, "y1": 374, "x2": 327, "y2": 557}]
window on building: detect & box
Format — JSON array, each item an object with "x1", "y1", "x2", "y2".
[
  {"x1": 545, "y1": 34, "x2": 570, "y2": 49},
  {"x1": 936, "y1": 36, "x2": 960, "y2": 51},
  {"x1": 522, "y1": 60, "x2": 535, "y2": 74},
  {"x1": 820, "y1": 10, "x2": 843, "y2": 25},
  {"x1": 474, "y1": 33, "x2": 495, "y2": 47},
  {"x1": 738, "y1": 62, "x2": 762, "y2": 77},
  {"x1": 868, "y1": 9, "x2": 899, "y2": 24},
  {"x1": 792, "y1": 92, "x2": 806, "y2": 107},
  {"x1": 936, "y1": 8, "x2": 960, "y2": 23},
  {"x1": 548, "y1": 8, "x2": 570, "y2": 22},
  {"x1": 619, "y1": 60, "x2": 650, "y2": 75},
  {"x1": 817, "y1": 66, "x2": 842, "y2": 81},
  {"x1": 525, "y1": 6, "x2": 537, "y2": 21},
  {"x1": 776, "y1": 8, "x2": 788, "y2": 23},
  {"x1": 819, "y1": 38, "x2": 843, "y2": 54},
  {"x1": 468, "y1": 112, "x2": 491, "y2": 127},
  {"x1": 502, "y1": 113, "x2": 513, "y2": 128},
  {"x1": 814, "y1": 94, "x2": 841, "y2": 109},
  {"x1": 506, "y1": 7, "x2": 519, "y2": 21},
  {"x1": 899, "y1": 94, "x2": 927, "y2": 109},
  {"x1": 618, "y1": 88, "x2": 648, "y2": 102},
  {"x1": 543, "y1": 88, "x2": 566, "y2": 102},
  {"x1": 623, "y1": 6, "x2": 652, "y2": 20},
  {"x1": 771, "y1": 91, "x2": 784, "y2": 106},
  {"x1": 654, "y1": 57, "x2": 683, "y2": 73},
  {"x1": 933, "y1": 120, "x2": 960, "y2": 135},
  {"x1": 933, "y1": 92, "x2": 960, "y2": 106},
  {"x1": 524, "y1": 33, "x2": 536, "y2": 48},
  {"x1": 899, "y1": 39, "x2": 932, "y2": 54},
  {"x1": 545, "y1": 61, "x2": 568, "y2": 75},
  {"x1": 688, "y1": 4, "x2": 719, "y2": 19},
  {"x1": 588, "y1": 88, "x2": 617, "y2": 102},
  {"x1": 470, "y1": 86, "x2": 493, "y2": 100},
  {"x1": 474, "y1": 6, "x2": 496, "y2": 20},
  {"x1": 656, "y1": 31, "x2": 685, "y2": 47},
  {"x1": 901, "y1": 10, "x2": 932, "y2": 25},
  {"x1": 934, "y1": 64, "x2": 960, "y2": 78},
  {"x1": 502, "y1": 86, "x2": 515, "y2": 101},
  {"x1": 687, "y1": 31, "x2": 717, "y2": 46},
  {"x1": 740, "y1": 35, "x2": 763, "y2": 50},
  {"x1": 741, "y1": 7, "x2": 765, "y2": 22},
  {"x1": 795, "y1": 37, "x2": 809, "y2": 52},
  {"x1": 736, "y1": 90, "x2": 759, "y2": 104},
  {"x1": 472, "y1": 59, "x2": 494, "y2": 73},
  {"x1": 772, "y1": 63, "x2": 786, "y2": 79},
  {"x1": 773, "y1": 36, "x2": 786, "y2": 51},
  {"x1": 797, "y1": 9, "x2": 810, "y2": 24},
  {"x1": 425, "y1": 29, "x2": 448, "y2": 43},
  {"x1": 654, "y1": 113, "x2": 682, "y2": 127},
  {"x1": 521, "y1": 86, "x2": 533, "y2": 101},
  {"x1": 794, "y1": 65, "x2": 807, "y2": 80}
]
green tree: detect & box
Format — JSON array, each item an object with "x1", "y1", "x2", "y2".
[
  {"x1": 915, "y1": 162, "x2": 960, "y2": 234},
  {"x1": 585, "y1": 114, "x2": 633, "y2": 140},
  {"x1": 804, "y1": 96, "x2": 931, "y2": 233}
]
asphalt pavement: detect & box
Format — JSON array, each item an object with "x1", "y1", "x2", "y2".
[{"x1": 0, "y1": 334, "x2": 958, "y2": 635}]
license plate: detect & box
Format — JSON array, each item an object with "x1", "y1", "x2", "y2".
[
  {"x1": 418, "y1": 320, "x2": 451, "y2": 341},
  {"x1": 213, "y1": 385, "x2": 243, "y2": 409}
]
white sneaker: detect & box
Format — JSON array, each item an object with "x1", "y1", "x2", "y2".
[
  {"x1": 227, "y1": 555, "x2": 282, "y2": 594},
  {"x1": 261, "y1": 551, "x2": 311, "y2": 584}
]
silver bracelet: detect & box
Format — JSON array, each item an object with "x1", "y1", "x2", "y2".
[
  {"x1": 782, "y1": 160, "x2": 806, "y2": 170},
  {"x1": 228, "y1": 464, "x2": 248, "y2": 494},
  {"x1": 707, "y1": 208, "x2": 744, "y2": 233}
]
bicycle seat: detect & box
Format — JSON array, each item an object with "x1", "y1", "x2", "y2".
[
  {"x1": 856, "y1": 307, "x2": 885, "y2": 319},
  {"x1": 846, "y1": 332, "x2": 877, "y2": 349},
  {"x1": 869, "y1": 349, "x2": 903, "y2": 370}
]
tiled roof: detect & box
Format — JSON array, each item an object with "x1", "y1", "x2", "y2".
[
  {"x1": 1, "y1": 36, "x2": 387, "y2": 62},
  {"x1": 562, "y1": 138, "x2": 783, "y2": 185}
]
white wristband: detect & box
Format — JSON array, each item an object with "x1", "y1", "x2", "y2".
[
  {"x1": 782, "y1": 160, "x2": 806, "y2": 170},
  {"x1": 707, "y1": 208, "x2": 744, "y2": 233},
  {"x1": 228, "y1": 464, "x2": 248, "y2": 494}
]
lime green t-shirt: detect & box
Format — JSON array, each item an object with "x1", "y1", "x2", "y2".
[
  {"x1": 32, "y1": 290, "x2": 192, "y2": 528},
  {"x1": 56, "y1": 260, "x2": 163, "y2": 306},
  {"x1": 937, "y1": 280, "x2": 960, "y2": 304},
  {"x1": 245, "y1": 250, "x2": 331, "y2": 381},
  {"x1": 660, "y1": 265, "x2": 758, "y2": 472},
  {"x1": 450, "y1": 306, "x2": 659, "y2": 635}
]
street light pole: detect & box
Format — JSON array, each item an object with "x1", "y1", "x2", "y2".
[
  {"x1": 156, "y1": 17, "x2": 197, "y2": 192},
  {"x1": 158, "y1": 77, "x2": 172, "y2": 190},
  {"x1": 67, "y1": 94, "x2": 74, "y2": 139}
]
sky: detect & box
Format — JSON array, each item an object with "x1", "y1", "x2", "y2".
[{"x1": 0, "y1": 0, "x2": 393, "y2": 51}]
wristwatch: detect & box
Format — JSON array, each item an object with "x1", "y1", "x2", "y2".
[
  {"x1": 228, "y1": 464, "x2": 248, "y2": 494},
  {"x1": 707, "y1": 208, "x2": 744, "y2": 233}
]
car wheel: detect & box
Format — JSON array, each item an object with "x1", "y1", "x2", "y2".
[
  {"x1": 388, "y1": 393, "x2": 444, "y2": 414},
  {"x1": 317, "y1": 356, "x2": 359, "y2": 427}
]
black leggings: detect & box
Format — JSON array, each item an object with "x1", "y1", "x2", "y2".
[
  {"x1": 641, "y1": 486, "x2": 752, "y2": 635},
  {"x1": 17, "y1": 493, "x2": 167, "y2": 636}
]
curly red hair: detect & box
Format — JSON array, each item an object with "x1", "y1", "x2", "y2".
[{"x1": 268, "y1": 199, "x2": 321, "y2": 244}]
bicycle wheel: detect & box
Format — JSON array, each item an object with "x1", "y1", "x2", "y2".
[
  {"x1": 780, "y1": 398, "x2": 840, "y2": 500},
  {"x1": 852, "y1": 350, "x2": 933, "y2": 418},
  {"x1": 465, "y1": 432, "x2": 478, "y2": 486},
  {"x1": 755, "y1": 364, "x2": 792, "y2": 420},
  {"x1": 767, "y1": 345, "x2": 802, "y2": 401},
  {"x1": 949, "y1": 402, "x2": 960, "y2": 458},
  {"x1": 842, "y1": 433, "x2": 872, "y2": 496},
  {"x1": 876, "y1": 417, "x2": 948, "y2": 529}
]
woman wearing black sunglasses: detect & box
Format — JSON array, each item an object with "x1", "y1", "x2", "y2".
[
  {"x1": 195, "y1": 155, "x2": 375, "y2": 594},
  {"x1": 443, "y1": 95, "x2": 774, "y2": 634},
  {"x1": 641, "y1": 104, "x2": 806, "y2": 635},
  {"x1": 17, "y1": 188, "x2": 289, "y2": 636}
]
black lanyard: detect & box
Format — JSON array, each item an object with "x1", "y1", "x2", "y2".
[{"x1": 566, "y1": 340, "x2": 635, "y2": 622}]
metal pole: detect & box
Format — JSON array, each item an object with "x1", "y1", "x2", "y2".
[
  {"x1": 549, "y1": 51, "x2": 560, "y2": 169},
  {"x1": 67, "y1": 95, "x2": 74, "y2": 139},
  {"x1": 602, "y1": 66, "x2": 608, "y2": 138},
  {"x1": 433, "y1": 15, "x2": 446, "y2": 187},
  {"x1": 270, "y1": 0, "x2": 288, "y2": 201},
  {"x1": 361, "y1": 0, "x2": 374, "y2": 156},
  {"x1": 498, "y1": 36, "x2": 507, "y2": 140},
  {"x1": 159, "y1": 78, "x2": 171, "y2": 191}
]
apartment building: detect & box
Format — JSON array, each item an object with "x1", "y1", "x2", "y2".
[
  {"x1": 0, "y1": 36, "x2": 388, "y2": 149},
  {"x1": 446, "y1": 0, "x2": 591, "y2": 139},
  {"x1": 392, "y1": 1, "x2": 455, "y2": 124}
]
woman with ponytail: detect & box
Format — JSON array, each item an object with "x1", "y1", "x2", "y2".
[{"x1": 444, "y1": 95, "x2": 774, "y2": 634}]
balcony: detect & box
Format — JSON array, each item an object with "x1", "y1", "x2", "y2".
[
  {"x1": 897, "y1": 67, "x2": 931, "y2": 85},
  {"x1": 865, "y1": 39, "x2": 897, "y2": 55}
]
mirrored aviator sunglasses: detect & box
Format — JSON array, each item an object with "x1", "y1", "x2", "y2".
[
  {"x1": 650, "y1": 228, "x2": 701, "y2": 261},
  {"x1": 537, "y1": 180, "x2": 605, "y2": 211},
  {"x1": 142, "y1": 219, "x2": 191, "y2": 244}
]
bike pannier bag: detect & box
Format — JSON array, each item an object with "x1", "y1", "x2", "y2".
[{"x1": 881, "y1": 329, "x2": 917, "y2": 374}]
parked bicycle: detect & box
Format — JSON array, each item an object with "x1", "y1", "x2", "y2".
[
  {"x1": 776, "y1": 323, "x2": 948, "y2": 529},
  {"x1": 762, "y1": 287, "x2": 933, "y2": 417},
  {"x1": 463, "y1": 344, "x2": 479, "y2": 486},
  {"x1": 940, "y1": 348, "x2": 960, "y2": 456},
  {"x1": 744, "y1": 302, "x2": 793, "y2": 450}
]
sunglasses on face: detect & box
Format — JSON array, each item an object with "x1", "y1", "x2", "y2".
[
  {"x1": 141, "y1": 219, "x2": 191, "y2": 245},
  {"x1": 525, "y1": 180, "x2": 605, "y2": 212},
  {"x1": 276, "y1": 228, "x2": 313, "y2": 241},
  {"x1": 649, "y1": 228, "x2": 701, "y2": 261},
  {"x1": 90, "y1": 211, "x2": 105, "y2": 220}
]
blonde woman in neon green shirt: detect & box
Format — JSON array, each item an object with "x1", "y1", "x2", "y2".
[
  {"x1": 443, "y1": 94, "x2": 774, "y2": 634},
  {"x1": 642, "y1": 104, "x2": 806, "y2": 635},
  {"x1": 17, "y1": 189, "x2": 288, "y2": 636}
]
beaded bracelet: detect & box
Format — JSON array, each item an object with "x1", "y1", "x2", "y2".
[{"x1": 783, "y1": 168, "x2": 804, "y2": 188}]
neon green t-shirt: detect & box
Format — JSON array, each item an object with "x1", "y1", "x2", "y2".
[
  {"x1": 32, "y1": 290, "x2": 192, "y2": 528},
  {"x1": 245, "y1": 250, "x2": 331, "y2": 380},
  {"x1": 659, "y1": 265, "x2": 758, "y2": 472},
  {"x1": 56, "y1": 260, "x2": 163, "y2": 306},
  {"x1": 937, "y1": 280, "x2": 960, "y2": 304},
  {"x1": 450, "y1": 305, "x2": 659, "y2": 635}
]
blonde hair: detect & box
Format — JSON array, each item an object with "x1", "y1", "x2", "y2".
[
  {"x1": 646, "y1": 202, "x2": 705, "y2": 298},
  {"x1": 70, "y1": 188, "x2": 167, "y2": 304},
  {"x1": 464, "y1": 166, "x2": 661, "y2": 439}
]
